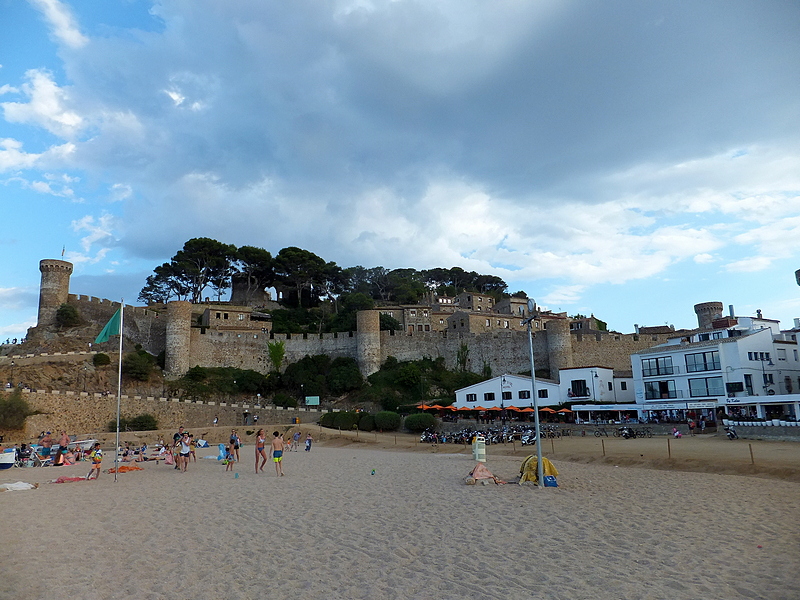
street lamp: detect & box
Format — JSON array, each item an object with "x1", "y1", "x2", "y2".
[
  {"x1": 759, "y1": 356, "x2": 775, "y2": 393},
  {"x1": 522, "y1": 299, "x2": 544, "y2": 488},
  {"x1": 9, "y1": 361, "x2": 14, "y2": 387}
]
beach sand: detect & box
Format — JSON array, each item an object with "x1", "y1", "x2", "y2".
[{"x1": 1, "y1": 434, "x2": 799, "y2": 600}]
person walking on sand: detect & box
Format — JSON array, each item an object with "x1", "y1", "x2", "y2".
[
  {"x1": 305, "y1": 433, "x2": 313, "y2": 452},
  {"x1": 213, "y1": 415, "x2": 218, "y2": 427},
  {"x1": 178, "y1": 432, "x2": 191, "y2": 472},
  {"x1": 688, "y1": 419, "x2": 696, "y2": 436},
  {"x1": 255, "y1": 429, "x2": 267, "y2": 473},
  {"x1": 230, "y1": 429, "x2": 241, "y2": 462},
  {"x1": 271, "y1": 431, "x2": 285, "y2": 476},
  {"x1": 40, "y1": 432, "x2": 53, "y2": 459},
  {"x1": 291, "y1": 430, "x2": 301, "y2": 451},
  {"x1": 87, "y1": 443, "x2": 103, "y2": 480}
]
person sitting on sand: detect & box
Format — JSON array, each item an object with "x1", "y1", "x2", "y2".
[{"x1": 271, "y1": 431, "x2": 285, "y2": 476}]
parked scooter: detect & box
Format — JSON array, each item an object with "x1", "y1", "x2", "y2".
[
  {"x1": 724, "y1": 426, "x2": 739, "y2": 440},
  {"x1": 618, "y1": 426, "x2": 635, "y2": 439}
]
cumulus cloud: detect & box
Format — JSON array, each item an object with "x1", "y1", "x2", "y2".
[
  {"x1": 27, "y1": 0, "x2": 88, "y2": 49},
  {"x1": 3, "y1": 0, "x2": 800, "y2": 315},
  {"x1": 1, "y1": 69, "x2": 84, "y2": 139}
]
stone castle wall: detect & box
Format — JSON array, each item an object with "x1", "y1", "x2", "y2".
[
  {"x1": 569, "y1": 331, "x2": 676, "y2": 373},
  {"x1": 8, "y1": 389, "x2": 325, "y2": 441}
]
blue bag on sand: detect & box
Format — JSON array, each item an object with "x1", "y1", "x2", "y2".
[{"x1": 543, "y1": 475, "x2": 558, "y2": 487}]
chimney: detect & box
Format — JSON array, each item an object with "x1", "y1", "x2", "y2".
[
  {"x1": 794, "y1": 318, "x2": 800, "y2": 329},
  {"x1": 756, "y1": 309, "x2": 762, "y2": 319},
  {"x1": 634, "y1": 324, "x2": 640, "y2": 334},
  {"x1": 729, "y1": 304, "x2": 735, "y2": 318}
]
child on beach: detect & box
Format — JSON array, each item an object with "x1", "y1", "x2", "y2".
[
  {"x1": 305, "y1": 433, "x2": 313, "y2": 452},
  {"x1": 87, "y1": 443, "x2": 102, "y2": 480},
  {"x1": 291, "y1": 431, "x2": 301, "y2": 451},
  {"x1": 225, "y1": 443, "x2": 236, "y2": 472},
  {"x1": 271, "y1": 431, "x2": 285, "y2": 476}
]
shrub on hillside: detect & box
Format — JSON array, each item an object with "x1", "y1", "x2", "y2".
[
  {"x1": 374, "y1": 411, "x2": 401, "y2": 431},
  {"x1": 404, "y1": 413, "x2": 436, "y2": 433},
  {"x1": 273, "y1": 392, "x2": 298, "y2": 408},
  {"x1": 358, "y1": 413, "x2": 375, "y2": 432},
  {"x1": 107, "y1": 413, "x2": 158, "y2": 432},
  {"x1": 55, "y1": 303, "x2": 81, "y2": 327},
  {"x1": 0, "y1": 388, "x2": 34, "y2": 430},
  {"x1": 93, "y1": 353, "x2": 111, "y2": 367},
  {"x1": 333, "y1": 411, "x2": 360, "y2": 430},
  {"x1": 319, "y1": 412, "x2": 336, "y2": 428},
  {"x1": 122, "y1": 350, "x2": 156, "y2": 381}
]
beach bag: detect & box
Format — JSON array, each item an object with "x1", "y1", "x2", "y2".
[
  {"x1": 543, "y1": 475, "x2": 558, "y2": 487},
  {"x1": 164, "y1": 452, "x2": 174, "y2": 466}
]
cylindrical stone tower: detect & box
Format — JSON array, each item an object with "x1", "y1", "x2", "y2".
[
  {"x1": 694, "y1": 301, "x2": 723, "y2": 329},
  {"x1": 545, "y1": 318, "x2": 573, "y2": 379},
  {"x1": 37, "y1": 259, "x2": 73, "y2": 327},
  {"x1": 356, "y1": 310, "x2": 382, "y2": 376},
  {"x1": 165, "y1": 301, "x2": 193, "y2": 378}
]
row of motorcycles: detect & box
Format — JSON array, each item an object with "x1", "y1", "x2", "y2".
[{"x1": 419, "y1": 425, "x2": 555, "y2": 446}]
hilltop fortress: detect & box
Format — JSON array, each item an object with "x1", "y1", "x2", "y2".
[{"x1": 30, "y1": 258, "x2": 684, "y2": 381}]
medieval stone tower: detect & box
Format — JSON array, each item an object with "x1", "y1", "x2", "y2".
[
  {"x1": 545, "y1": 318, "x2": 573, "y2": 375},
  {"x1": 694, "y1": 301, "x2": 723, "y2": 329},
  {"x1": 165, "y1": 301, "x2": 193, "y2": 377},
  {"x1": 356, "y1": 310, "x2": 382, "y2": 376},
  {"x1": 37, "y1": 259, "x2": 73, "y2": 327}
]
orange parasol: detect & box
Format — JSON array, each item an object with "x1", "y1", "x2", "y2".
[
  {"x1": 488, "y1": 406, "x2": 502, "y2": 411},
  {"x1": 506, "y1": 406, "x2": 521, "y2": 411},
  {"x1": 539, "y1": 407, "x2": 556, "y2": 412},
  {"x1": 519, "y1": 407, "x2": 535, "y2": 413},
  {"x1": 557, "y1": 408, "x2": 573, "y2": 413},
  {"x1": 457, "y1": 406, "x2": 474, "y2": 411}
]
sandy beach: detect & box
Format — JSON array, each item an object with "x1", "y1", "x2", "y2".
[{"x1": 2, "y1": 433, "x2": 799, "y2": 600}]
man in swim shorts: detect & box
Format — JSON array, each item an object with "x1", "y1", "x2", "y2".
[{"x1": 271, "y1": 431, "x2": 285, "y2": 477}]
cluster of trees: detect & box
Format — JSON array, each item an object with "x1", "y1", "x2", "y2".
[{"x1": 138, "y1": 238, "x2": 510, "y2": 311}]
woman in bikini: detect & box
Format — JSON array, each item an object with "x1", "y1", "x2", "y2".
[{"x1": 255, "y1": 429, "x2": 267, "y2": 473}]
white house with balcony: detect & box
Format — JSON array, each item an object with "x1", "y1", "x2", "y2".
[
  {"x1": 453, "y1": 374, "x2": 560, "y2": 409},
  {"x1": 631, "y1": 315, "x2": 800, "y2": 421}
]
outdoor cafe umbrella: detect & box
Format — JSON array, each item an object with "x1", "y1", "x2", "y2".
[
  {"x1": 488, "y1": 406, "x2": 503, "y2": 411},
  {"x1": 539, "y1": 407, "x2": 557, "y2": 413},
  {"x1": 558, "y1": 408, "x2": 573, "y2": 413},
  {"x1": 506, "y1": 406, "x2": 521, "y2": 411},
  {"x1": 519, "y1": 407, "x2": 535, "y2": 413}
]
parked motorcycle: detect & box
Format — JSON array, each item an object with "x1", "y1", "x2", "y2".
[
  {"x1": 724, "y1": 426, "x2": 739, "y2": 440},
  {"x1": 618, "y1": 426, "x2": 635, "y2": 439}
]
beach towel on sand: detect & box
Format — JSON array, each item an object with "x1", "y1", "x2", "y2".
[
  {"x1": 0, "y1": 481, "x2": 39, "y2": 491},
  {"x1": 465, "y1": 463, "x2": 507, "y2": 485},
  {"x1": 519, "y1": 455, "x2": 559, "y2": 484},
  {"x1": 107, "y1": 465, "x2": 144, "y2": 474}
]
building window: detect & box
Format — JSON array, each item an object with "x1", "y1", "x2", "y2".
[
  {"x1": 685, "y1": 351, "x2": 720, "y2": 373},
  {"x1": 570, "y1": 380, "x2": 589, "y2": 397},
  {"x1": 466, "y1": 393, "x2": 477, "y2": 402},
  {"x1": 423, "y1": 310, "x2": 429, "y2": 317},
  {"x1": 417, "y1": 324, "x2": 423, "y2": 331},
  {"x1": 504, "y1": 320, "x2": 509, "y2": 328},
  {"x1": 518, "y1": 390, "x2": 531, "y2": 399},
  {"x1": 502, "y1": 391, "x2": 512, "y2": 400},
  {"x1": 216, "y1": 312, "x2": 221, "y2": 319},
  {"x1": 620, "y1": 381, "x2": 627, "y2": 390},
  {"x1": 608, "y1": 381, "x2": 613, "y2": 391},
  {"x1": 424, "y1": 324, "x2": 430, "y2": 331},
  {"x1": 477, "y1": 306, "x2": 482, "y2": 312},
  {"x1": 641, "y1": 356, "x2": 674, "y2": 376},
  {"x1": 777, "y1": 348, "x2": 787, "y2": 361},
  {"x1": 794, "y1": 350, "x2": 798, "y2": 361},
  {"x1": 439, "y1": 319, "x2": 444, "y2": 325},
  {"x1": 223, "y1": 313, "x2": 229, "y2": 320},
  {"x1": 763, "y1": 373, "x2": 774, "y2": 386},
  {"x1": 485, "y1": 319, "x2": 490, "y2": 327},
  {"x1": 238, "y1": 313, "x2": 245, "y2": 321},
  {"x1": 689, "y1": 376, "x2": 724, "y2": 397},
  {"x1": 538, "y1": 389, "x2": 548, "y2": 398},
  {"x1": 484, "y1": 392, "x2": 495, "y2": 401},
  {"x1": 645, "y1": 380, "x2": 677, "y2": 400}
]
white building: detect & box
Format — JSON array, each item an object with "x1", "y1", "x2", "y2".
[
  {"x1": 631, "y1": 315, "x2": 800, "y2": 421},
  {"x1": 453, "y1": 374, "x2": 560, "y2": 409},
  {"x1": 453, "y1": 368, "x2": 634, "y2": 409}
]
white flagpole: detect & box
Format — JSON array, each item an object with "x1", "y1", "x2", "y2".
[{"x1": 114, "y1": 301, "x2": 124, "y2": 483}]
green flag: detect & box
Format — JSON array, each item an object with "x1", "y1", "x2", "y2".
[{"x1": 95, "y1": 308, "x2": 122, "y2": 343}]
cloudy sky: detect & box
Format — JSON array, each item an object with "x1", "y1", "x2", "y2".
[{"x1": 2, "y1": 0, "x2": 799, "y2": 340}]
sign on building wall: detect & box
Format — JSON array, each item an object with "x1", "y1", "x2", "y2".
[{"x1": 305, "y1": 396, "x2": 320, "y2": 406}]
